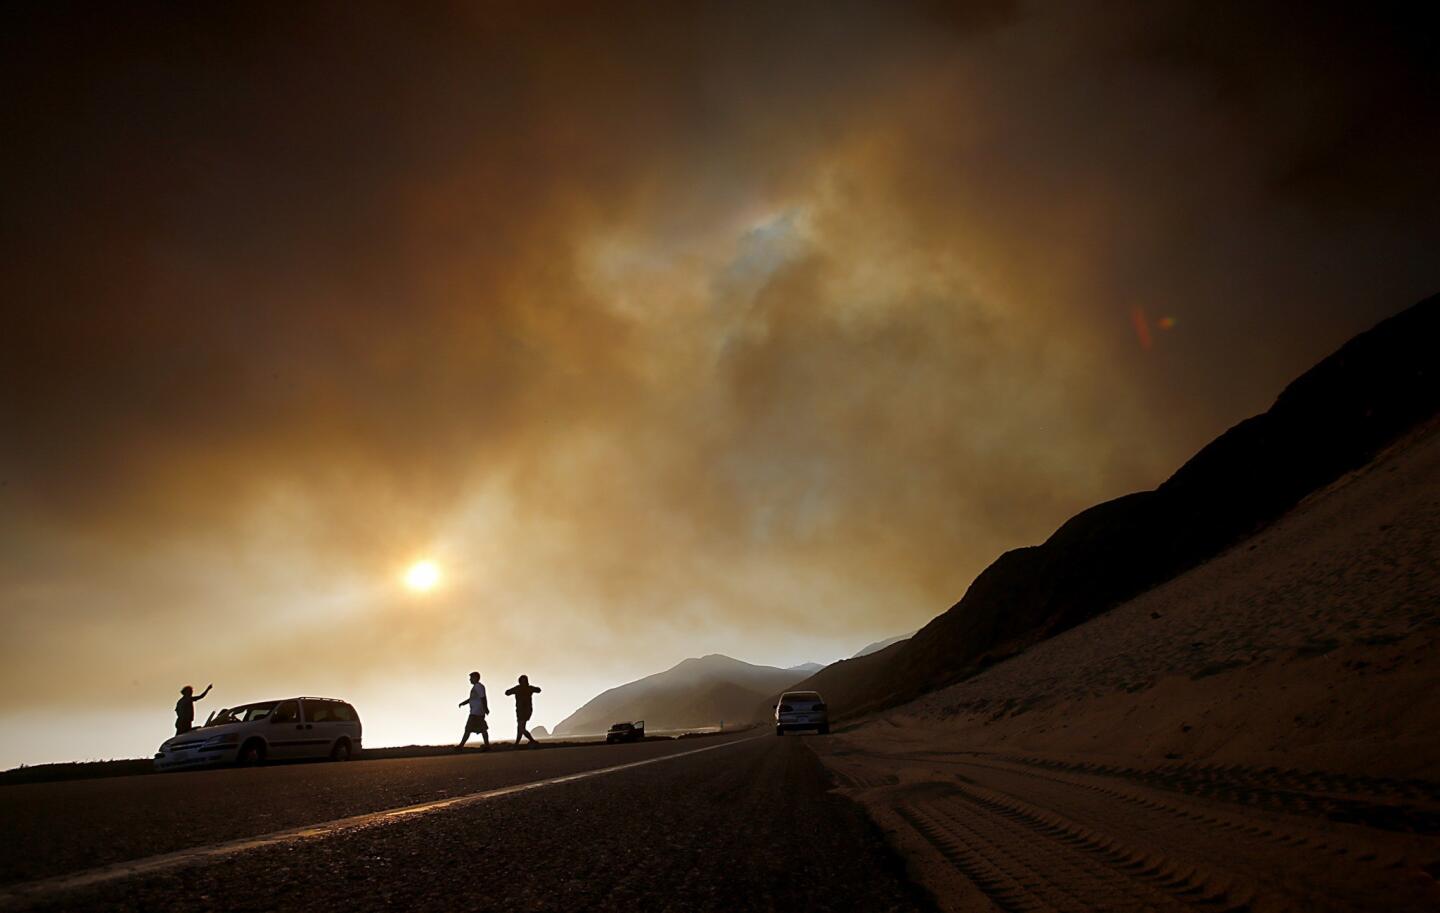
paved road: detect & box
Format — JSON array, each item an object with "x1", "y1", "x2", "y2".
[
  {"x1": 1, "y1": 736, "x2": 737, "y2": 886},
  {"x1": 1, "y1": 734, "x2": 930, "y2": 912}
]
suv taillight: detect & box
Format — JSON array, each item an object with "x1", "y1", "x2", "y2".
[{"x1": 778, "y1": 704, "x2": 793, "y2": 712}]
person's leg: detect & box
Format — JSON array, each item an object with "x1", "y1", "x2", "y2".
[
  {"x1": 457, "y1": 726, "x2": 470, "y2": 749},
  {"x1": 516, "y1": 720, "x2": 524, "y2": 745},
  {"x1": 481, "y1": 729, "x2": 490, "y2": 750}
]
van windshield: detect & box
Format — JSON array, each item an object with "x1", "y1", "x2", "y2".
[{"x1": 205, "y1": 702, "x2": 277, "y2": 726}]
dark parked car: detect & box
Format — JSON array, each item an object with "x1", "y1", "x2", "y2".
[{"x1": 605, "y1": 721, "x2": 645, "y2": 743}]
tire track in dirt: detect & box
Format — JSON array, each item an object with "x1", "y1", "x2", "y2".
[
  {"x1": 943, "y1": 755, "x2": 1433, "y2": 872},
  {"x1": 1008, "y1": 756, "x2": 1440, "y2": 834},
  {"x1": 897, "y1": 797, "x2": 1237, "y2": 913},
  {"x1": 817, "y1": 745, "x2": 1440, "y2": 913}
]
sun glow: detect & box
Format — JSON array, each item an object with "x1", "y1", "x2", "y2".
[{"x1": 404, "y1": 560, "x2": 441, "y2": 593}]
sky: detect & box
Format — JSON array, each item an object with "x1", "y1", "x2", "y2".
[{"x1": 3, "y1": 2, "x2": 1440, "y2": 767}]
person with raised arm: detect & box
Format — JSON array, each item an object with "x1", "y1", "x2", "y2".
[
  {"x1": 505, "y1": 675, "x2": 542, "y2": 746},
  {"x1": 174, "y1": 683, "x2": 212, "y2": 735}
]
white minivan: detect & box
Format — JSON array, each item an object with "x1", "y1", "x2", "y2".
[{"x1": 155, "y1": 697, "x2": 362, "y2": 770}]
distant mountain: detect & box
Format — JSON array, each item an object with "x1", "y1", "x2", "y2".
[
  {"x1": 850, "y1": 633, "x2": 912, "y2": 660},
  {"x1": 785, "y1": 292, "x2": 1440, "y2": 721},
  {"x1": 788, "y1": 662, "x2": 825, "y2": 674},
  {"x1": 530, "y1": 725, "x2": 549, "y2": 739},
  {"x1": 554, "y1": 654, "x2": 811, "y2": 735}
]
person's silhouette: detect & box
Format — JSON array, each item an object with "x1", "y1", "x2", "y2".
[
  {"x1": 174, "y1": 683, "x2": 212, "y2": 736},
  {"x1": 456, "y1": 671, "x2": 490, "y2": 751},
  {"x1": 505, "y1": 675, "x2": 542, "y2": 746}
]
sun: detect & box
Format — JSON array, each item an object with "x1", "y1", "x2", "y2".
[{"x1": 404, "y1": 560, "x2": 441, "y2": 593}]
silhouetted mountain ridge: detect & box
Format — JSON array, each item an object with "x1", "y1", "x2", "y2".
[
  {"x1": 555, "y1": 654, "x2": 809, "y2": 735},
  {"x1": 851, "y1": 633, "x2": 912, "y2": 659},
  {"x1": 785, "y1": 292, "x2": 1440, "y2": 720}
]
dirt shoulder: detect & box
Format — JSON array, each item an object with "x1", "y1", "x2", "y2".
[
  {"x1": 817, "y1": 418, "x2": 1440, "y2": 910},
  {"x1": 854, "y1": 417, "x2": 1440, "y2": 777}
]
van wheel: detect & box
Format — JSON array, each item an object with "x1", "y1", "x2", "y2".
[
  {"x1": 330, "y1": 739, "x2": 352, "y2": 762},
  {"x1": 238, "y1": 740, "x2": 266, "y2": 766},
  {"x1": 775, "y1": 727, "x2": 784, "y2": 737}
]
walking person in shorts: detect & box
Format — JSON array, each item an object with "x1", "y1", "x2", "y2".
[
  {"x1": 456, "y1": 671, "x2": 490, "y2": 751},
  {"x1": 506, "y1": 675, "x2": 542, "y2": 746}
]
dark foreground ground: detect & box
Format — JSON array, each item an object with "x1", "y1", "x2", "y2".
[
  {"x1": 820, "y1": 738, "x2": 1440, "y2": 913},
  {"x1": 0, "y1": 734, "x2": 930, "y2": 912}
]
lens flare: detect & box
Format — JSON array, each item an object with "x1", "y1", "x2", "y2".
[{"x1": 1129, "y1": 306, "x2": 1153, "y2": 350}]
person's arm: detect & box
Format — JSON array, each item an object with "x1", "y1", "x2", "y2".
[
  {"x1": 459, "y1": 698, "x2": 468, "y2": 708},
  {"x1": 533, "y1": 686, "x2": 542, "y2": 693},
  {"x1": 505, "y1": 686, "x2": 517, "y2": 696},
  {"x1": 198, "y1": 684, "x2": 212, "y2": 700}
]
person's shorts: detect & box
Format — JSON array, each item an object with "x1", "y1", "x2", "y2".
[{"x1": 466, "y1": 714, "x2": 488, "y2": 733}]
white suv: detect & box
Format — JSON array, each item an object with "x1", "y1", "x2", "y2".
[
  {"x1": 155, "y1": 697, "x2": 362, "y2": 770},
  {"x1": 775, "y1": 691, "x2": 829, "y2": 736}
]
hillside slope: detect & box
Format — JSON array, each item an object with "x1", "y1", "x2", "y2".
[
  {"x1": 839, "y1": 411, "x2": 1440, "y2": 773},
  {"x1": 787, "y1": 292, "x2": 1440, "y2": 719},
  {"x1": 851, "y1": 633, "x2": 912, "y2": 659},
  {"x1": 819, "y1": 423, "x2": 1440, "y2": 912}
]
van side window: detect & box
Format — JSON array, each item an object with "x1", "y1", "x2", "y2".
[
  {"x1": 273, "y1": 700, "x2": 300, "y2": 724},
  {"x1": 304, "y1": 700, "x2": 334, "y2": 723},
  {"x1": 333, "y1": 703, "x2": 357, "y2": 722}
]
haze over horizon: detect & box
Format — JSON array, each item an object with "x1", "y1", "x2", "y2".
[{"x1": 5, "y1": 2, "x2": 1440, "y2": 768}]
